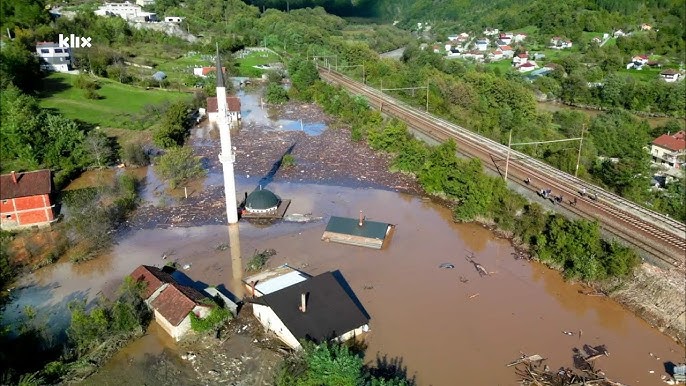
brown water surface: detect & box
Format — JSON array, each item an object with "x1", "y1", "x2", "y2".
[{"x1": 4, "y1": 183, "x2": 684, "y2": 385}]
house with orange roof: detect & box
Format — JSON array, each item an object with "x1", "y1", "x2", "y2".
[{"x1": 650, "y1": 131, "x2": 686, "y2": 172}]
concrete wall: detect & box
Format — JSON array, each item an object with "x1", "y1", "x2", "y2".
[{"x1": 1, "y1": 194, "x2": 54, "y2": 229}]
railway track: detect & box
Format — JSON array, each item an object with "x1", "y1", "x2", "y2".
[{"x1": 319, "y1": 68, "x2": 686, "y2": 270}]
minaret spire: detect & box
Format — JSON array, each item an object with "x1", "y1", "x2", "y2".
[
  {"x1": 215, "y1": 43, "x2": 225, "y2": 88},
  {"x1": 215, "y1": 43, "x2": 239, "y2": 224}
]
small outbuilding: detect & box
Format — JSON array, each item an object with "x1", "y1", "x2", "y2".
[
  {"x1": 243, "y1": 265, "x2": 311, "y2": 298},
  {"x1": 321, "y1": 213, "x2": 394, "y2": 249},
  {"x1": 152, "y1": 71, "x2": 167, "y2": 81},
  {"x1": 240, "y1": 187, "x2": 291, "y2": 219}
]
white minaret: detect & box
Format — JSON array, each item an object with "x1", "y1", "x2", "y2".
[{"x1": 215, "y1": 45, "x2": 239, "y2": 224}]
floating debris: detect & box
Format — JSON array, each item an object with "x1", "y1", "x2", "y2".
[{"x1": 438, "y1": 263, "x2": 455, "y2": 269}]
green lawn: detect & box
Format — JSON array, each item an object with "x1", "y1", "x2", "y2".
[
  {"x1": 617, "y1": 67, "x2": 664, "y2": 81},
  {"x1": 236, "y1": 50, "x2": 283, "y2": 77},
  {"x1": 38, "y1": 72, "x2": 192, "y2": 129},
  {"x1": 155, "y1": 53, "x2": 211, "y2": 83},
  {"x1": 484, "y1": 59, "x2": 515, "y2": 74}
]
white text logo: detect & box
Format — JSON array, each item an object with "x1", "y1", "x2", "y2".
[{"x1": 58, "y1": 34, "x2": 92, "y2": 48}]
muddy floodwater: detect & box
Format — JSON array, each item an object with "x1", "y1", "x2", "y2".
[{"x1": 4, "y1": 182, "x2": 684, "y2": 385}]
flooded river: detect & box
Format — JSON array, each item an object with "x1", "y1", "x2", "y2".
[{"x1": 4, "y1": 182, "x2": 684, "y2": 385}]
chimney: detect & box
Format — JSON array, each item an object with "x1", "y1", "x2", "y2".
[
  {"x1": 358, "y1": 210, "x2": 364, "y2": 227},
  {"x1": 10, "y1": 171, "x2": 17, "y2": 184},
  {"x1": 300, "y1": 292, "x2": 307, "y2": 313}
]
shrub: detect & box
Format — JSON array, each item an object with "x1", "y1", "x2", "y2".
[
  {"x1": 246, "y1": 249, "x2": 276, "y2": 272},
  {"x1": 154, "y1": 147, "x2": 206, "y2": 189},
  {"x1": 189, "y1": 302, "x2": 231, "y2": 333},
  {"x1": 265, "y1": 83, "x2": 289, "y2": 104},
  {"x1": 121, "y1": 142, "x2": 150, "y2": 167},
  {"x1": 281, "y1": 154, "x2": 296, "y2": 168}
]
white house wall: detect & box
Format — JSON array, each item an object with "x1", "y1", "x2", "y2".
[{"x1": 253, "y1": 304, "x2": 300, "y2": 349}]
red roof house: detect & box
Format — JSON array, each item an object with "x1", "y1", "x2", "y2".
[
  {"x1": 651, "y1": 131, "x2": 686, "y2": 170},
  {"x1": 129, "y1": 265, "x2": 215, "y2": 341},
  {"x1": 205, "y1": 96, "x2": 242, "y2": 125},
  {"x1": 0, "y1": 170, "x2": 55, "y2": 230}
]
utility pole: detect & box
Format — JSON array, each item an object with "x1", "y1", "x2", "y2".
[
  {"x1": 426, "y1": 81, "x2": 429, "y2": 112},
  {"x1": 504, "y1": 129, "x2": 512, "y2": 181},
  {"x1": 575, "y1": 124, "x2": 585, "y2": 177}
]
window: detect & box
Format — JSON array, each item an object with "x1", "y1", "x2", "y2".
[
  {"x1": 54, "y1": 48, "x2": 63, "y2": 53},
  {"x1": 4, "y1": 215, "x2": 10, "y2": 219},
  {"x1": 40, "y1": 49, "x2": 49, "y2": 54}
]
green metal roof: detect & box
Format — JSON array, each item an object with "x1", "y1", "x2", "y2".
[
  {"x1": 246, "y1": 189, "x2": 280, "y2": 210},
  {"x1": 324, "y1": 216, "x2": 391, "y2": 240}
]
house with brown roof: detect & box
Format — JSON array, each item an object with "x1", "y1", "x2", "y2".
[
  {"x1": 206, "y1": 96, "x2": 241, "y2": 126},
  {"x1": 248, "y1": 271, "x2": 370, "y2": 350},
  {"x1": 660, "y1": 69, "x2": 681, "y2": 83},
  {"x1": 0, "y1": 170, "x2": 56, "y2": 230},
  {"x1": 130, "y1": 265, "x2": 215, "y2": 341},
  {"x1": 650, "y1": 131, "x2": 686, "y2": 172}
]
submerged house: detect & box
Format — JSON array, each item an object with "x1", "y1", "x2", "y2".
[
  {"x1": 321, "y1": 213, "x2": 394, "y2": 249},
  {"x1": 243, "y1": 265, "x2": 311, "y2": 298},
  {"x1": 130, "y1": 265, "x2": 216, "y2": 341},
  {"x1": 248, "y1": 270, "x2": 370, "y2": 350}
]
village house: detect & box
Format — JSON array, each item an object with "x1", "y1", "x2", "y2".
[
  {"x1": 95, "y1": 2, "x2": 157, "y2": 22},
  {"x1": 475, "y1": 39, "x2": 489, "y2": 51},
  {"x1": 130, "y1": 265, "x2": 220, "y2": 341},
  {"x1": 205, "y1": 96, "x2": 241, "y2": 125},
  {"x1": 35, "y1": 42, "x2": 73, "y2": 72},
  {"x1": 549, "y1": 37, "x2": 572, "y2": 49},
  {"x1": 613, "y1": 29, "x2": 627, "y2": 38},
  {"x1": 632, "y1": 55, "x2": 649, "y2": 65},
  {"x1": 488, "y1": 49, "x2": 504, "y2": 61},
  {"x1": 164, "y1": 16, "x2": 183, "y2": 23},
  {"x1": 591, "y1": 37, "x2": 602, "y2": 45},
  {"x1": 243, "y1": 265, "x2": 311, "y2": 298},
  {"x1": 660, "y1": 69, "x2": 681, "y2": 82},
  {"x1": 512, "y1": 52, "x2": 528, "y2": 66},
  {"x1": 193, "y1": 66, "x2": 226, "y2": 78},
  {"x1": 650, "y1": 131, "x2": 686, "y2": 172},
  {"x1": 499, "y1": 45, "x2": 514, "y2": 58},
  {"x1": 0, "y1": 170, "x2": 56, "y2": 230},
  {"x1": 498, "y1": 33, "x2": 513, "y2": 45},
  {"x1": 248, "y1": 270, "x2": 370, "y2": 350},
  {"x1": 513, "y1": 33, "x2": 527, "y2": 43},
  {"x1": 483, "y1": 28, "x2": 499, "y2": 36},
  {"x1": 517, "y1": 61, "x2": 538, "y2": 73}
]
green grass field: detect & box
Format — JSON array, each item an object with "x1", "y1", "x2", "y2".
[
  {"x1": 38, "y1": 72, "x2": 192, "y2": 129},
  {"x1": 237, "y1": 50, "x2": 283, "y2": 77},
  {"x1": 484, "y1": 59, "x2": 515, "y2": 74},
  {"x1": 617, "y1": 67, "x2": 664, "y2": 81}
]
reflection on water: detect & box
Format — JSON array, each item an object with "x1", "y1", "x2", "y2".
[{"x1": 228, "y1": 224, "x2": 244, "y2": 298}]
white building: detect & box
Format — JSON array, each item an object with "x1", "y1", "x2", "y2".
[
  {"x1": 95, "y1": 2, "x2": 157, "y2": 21},
  {"x1": 206, "y1": 96, "x2": 241, "y2": 126},
  {"x1": 164, "y1": 16, "x2": 183, "y2": 23},
  {"x1": 660, "y1": 69, "x2": 681, "y2": 82},
  {"x1": 136, "y1": 0, "x2": 155, "y2": 5},
  {"x1": 35, "y1": 42, "x2": 73, "y2": 72},
  {"x1": 248, "y1": 270, "x2": 370, "y2": 350}
]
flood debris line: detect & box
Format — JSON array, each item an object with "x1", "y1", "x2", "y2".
[{"x1": 512, "y1": 346, "x2": 627, "y2": 386}]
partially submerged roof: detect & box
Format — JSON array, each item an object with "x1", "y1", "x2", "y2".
[
  {"x1": 324, "y1": 216, "x2": 392, "y2": 241},
  {"x1": 0, "y1": 170, "x2": 52, "y2": 200},
  {"x1": 253, "y1": 271, "x2": 369, "y2": 344},
  {"x1": 150, "y1": 282, "x2": 210, "y2": 326},
  {"x1": 243, "y1": 265, "x2": 311, "y2": 296},
  {"x1": 130, "y1": 265, "x2": 175, "y2": 299},
  {"x1": 246, "y1": 188, "x2": 280, "y2": 210}
]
